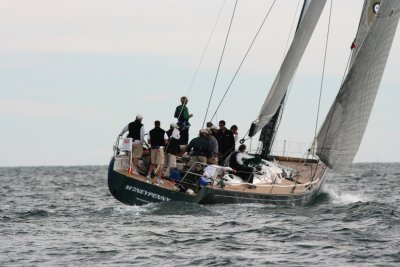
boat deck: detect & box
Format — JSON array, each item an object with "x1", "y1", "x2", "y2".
[{"x1": 114, "y1": 156, "x2": 326, "y2": 196}]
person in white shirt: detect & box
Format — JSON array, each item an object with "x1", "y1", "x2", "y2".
[{"x1": 229, "y1": 144, "x2": 254, "y2": 183}]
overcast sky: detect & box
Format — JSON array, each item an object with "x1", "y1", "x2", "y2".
[{"x1": 1, "y1": 0, "x2": 399, "y2": 166}]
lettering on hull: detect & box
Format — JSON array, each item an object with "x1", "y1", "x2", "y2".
[{"x1": 125, "y1": 185, "x2": 171, "y2": 202}]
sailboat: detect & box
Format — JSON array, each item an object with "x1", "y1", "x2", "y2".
[{"x1": 108, "y1": 0, "x2": 399, "y2": 206}]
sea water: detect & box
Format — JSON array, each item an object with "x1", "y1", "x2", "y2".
[{"x1": 0, "y1": 163, "x2": 399, "y2": 266}]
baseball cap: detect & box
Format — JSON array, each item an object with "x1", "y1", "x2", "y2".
[{"x1": 170, "y1": 122, "x2": 179, "y2": 128}]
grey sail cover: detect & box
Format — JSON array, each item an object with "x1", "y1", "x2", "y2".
[
  {"x1": 249, "y1": 0, "x2": 327, "y2": 137},
  {"x1": 316, "y1": 0, "x2": 400, "y2": 170}
]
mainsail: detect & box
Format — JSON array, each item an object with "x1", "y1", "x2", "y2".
[
  {"x1": 249, "y1": 0, "x2": 327, "y2": 137},
  {"x1": 316, "y1": 0, "x2": 400, "y2": 170},
  {"x1": 258, "y1": 0, "x2": 312, "y2": 159}
]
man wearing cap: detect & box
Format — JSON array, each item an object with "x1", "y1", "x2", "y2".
[
  {"x1": 119, "y1": 114, "x2": 145, "y2": 175},
  {"x1": 147, "y1": 120, "x2": 168, "y2": 184},
  {"x1": 164, "y1": 122, "x2": 181, "y2": 177},
  {"x1": 187, "y1": 129, "x2": 211, "y2": 171}
]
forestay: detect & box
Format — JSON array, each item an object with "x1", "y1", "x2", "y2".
[
  {"x1": 316, "y1": 0, "x2": 400, "y2": 170},
  {"x1": 249, "y1": 0, "x2": 327, "y2": 137}
]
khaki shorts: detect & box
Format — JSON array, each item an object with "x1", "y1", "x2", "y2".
[
  {"x1": 207, "y1": 155, "x2": 218, "y2": 165},
  {"x1": 132, "y1": 143, "x2": 144, "y2": 158},
  {"x1": 150, "y1": 148, "x2": 164, "y2": 165},
  {"x1": 165, "y1": 153, "x2": 177, "y2": 168}
]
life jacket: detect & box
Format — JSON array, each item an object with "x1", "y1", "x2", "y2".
[
  {"x1": 217, "y1": 129, "x2": 235, "y2": 154},
  {"x1": 166, "y1": 128, "x2": 180, "y2": 155},
  {"x1": 149, "y1": 127, "x2": 166, "y2": 148},
  {"x1": 127, "y1": 120, "x2": 143, "y2": 140}
]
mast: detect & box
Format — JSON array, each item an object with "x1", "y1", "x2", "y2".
[
  {"x1": 258, "y1": 0, "x2": 310, "y2": 159},
  {"x1": 316, "y1": 0, "x2": 400, "y2": 170},
  {"x1": 248, "y1": 0, "x2": 327, "y2": 142}
]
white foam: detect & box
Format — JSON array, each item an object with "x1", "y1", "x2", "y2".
[
  {"x1": 113, "y1": 205, "x2": 149, "y2": 215},
  {"x1": 324, "y1": 186, "x2": 365, "y2": 205}
]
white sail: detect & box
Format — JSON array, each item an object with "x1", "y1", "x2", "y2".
[
  {"x1": 249, "y1": 0, "x2": 327, "y2": 137},
  {"x1": 316, "y1": 0, "x2": 400, "y2": 170}
]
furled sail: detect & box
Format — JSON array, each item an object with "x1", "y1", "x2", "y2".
[
  {"x1": 249, "y1": 0, "x2": 327, "y2": 137},
  {"x1": 316, "y1": 0, "x2": 400, "y2": 170}
]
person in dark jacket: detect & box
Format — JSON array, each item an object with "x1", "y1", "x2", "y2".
[
  {"x1": 147, "y1": 120, "x2": 168, "y2": 184},
  {"x1": 229, "y1": 144, "x2": 254, "y2": 184},
  {"x1": 164, "y1": 122, "x2": 181, "y2": 177},
  {"x1": 230, "y1": 125, "x2": 239, "y2": 144},
  {"x1": 187, "y1": 129, "x2": 211, "y2": 171},
  {"x1": 216, "y1": 120, "x2": 235, "y2": 165},
  {"x1": 119, "y1": 114, "x2": 145, "y2": 175}
]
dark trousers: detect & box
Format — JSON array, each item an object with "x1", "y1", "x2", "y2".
[
  {"x1": 179, "y1": 128, "x2": 189, "y2": 145},
  {"x1": 236, "y1": 166, "x2": 254, "y2": 183}
]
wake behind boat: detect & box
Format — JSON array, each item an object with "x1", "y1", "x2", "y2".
[{"x1": 108, "y1": 0, "x2": 400, "y2": 206}]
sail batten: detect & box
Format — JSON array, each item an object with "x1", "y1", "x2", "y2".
[
  {"x1": 316, "y1": 0, "x2": 400, "y2": 170},
  {"x1": 249, "y1": 0, "x2": 327, "y2": 137}
]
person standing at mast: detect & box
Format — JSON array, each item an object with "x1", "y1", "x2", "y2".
[{"x1": 174, "y1": 96, "x2": 193, "y2": 150}]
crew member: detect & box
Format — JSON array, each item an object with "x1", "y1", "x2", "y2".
[
  {"x1": 174, "y1": 96, "x2": 193, "y2": 148},
  {"x1": 229, "y1": 144, "x2": 254, "y2": 184},
  {"x1": 164, "y1": 122, "x2": 181, "y2": 177},
  {"x1": 216, "y1": 120, "x2": 235, "y2": 165},
  {"x1": 147, "y1": 120, "x2": 168, "y2": 184},
  {"x1": 119, "y1": 114, "x2": 145, "y2": 175},
  {"x1": 187, "y1": 129, "x2": 211, "y2": 171},
  {"x1": 206, "y1": 127, "x2": 219, "y2": 165},
  {"x1": 230, "y1": 125, "x2": 239, "y2": 144}
]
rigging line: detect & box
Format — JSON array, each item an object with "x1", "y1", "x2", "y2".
[
  {"x1": 209, "y1": 0, "x2": 278, "y2": 122},
  {"x1": 202, "y1": 0, "x2": 239, "y2": 128},
  {"x1": 312, "y1": 0, "x2": 333, "y2": 148},
  {"x1": 186, "y1": 0, "x2": 227, "y2": 96},
  {"x1": 166, "y1": 1, "x2": 227, "y2": 156}
]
